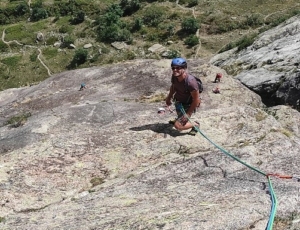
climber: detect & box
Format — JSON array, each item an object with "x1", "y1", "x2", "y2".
[
  {"x1": 214, "y1": 73, "x2": 222, "y2": 83},
  {"x1": 79, "y1": 83, "x2": 86, "y2": 91},
  {"x1": 165, "y1": 57, "x2": 200, "y2": 136}
]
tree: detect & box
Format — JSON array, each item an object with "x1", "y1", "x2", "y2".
[
  {"x1": 68, "y1": 48, "x2": 88, "y2": 69},
  {"x1": 14, "y1": 3, "x2": 29, "y2": 16},
  {"x1": 73, "y1": 48, "x2": 88, "y2": 65},
  {"x1": 106, "y1": 4, "x2": 123, "y2": 17},
  {"x1": 31, "y1": 0, "x2": 43, "y2": 8},
  {"x1": 188, "y1": 0, "x2": 199, "y2": 7},
  {"x1": 95, "y1": 3, "x2": 132, "y2": 43},
  {"x1": 132, "y1": 17, "x2": 143, "y2": 32},
  {"x1": 71, "y1": 10, "x2": 85, "y2": 25},
  {"x1": 31, "y1": 7, "x2": 48, "y2": 21},
  {"x1": 166, "y1": 24, "x2": 175, "y2": 36},
  {"x1": 120, "y1": 0, "x2": 140, "y2": 16}
]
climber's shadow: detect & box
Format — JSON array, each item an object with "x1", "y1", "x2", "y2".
[{"x1": 130, "y1": 123, "x2": 186, "y2": 137}]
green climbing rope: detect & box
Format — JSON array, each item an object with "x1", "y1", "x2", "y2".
[{"x1": 179, "y1": 106, "x2": 277, "y2": 230}]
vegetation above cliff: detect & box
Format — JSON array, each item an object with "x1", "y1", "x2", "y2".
[{"x1": 0, "y1": 0, "x2": 300, "y2": 91}]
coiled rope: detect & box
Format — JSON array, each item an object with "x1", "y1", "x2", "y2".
[{"x1": 178, "y1": 106, "x2": 278, "y2": 229}]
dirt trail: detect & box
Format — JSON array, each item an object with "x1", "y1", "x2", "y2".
[
  {"x1": 1, "y1": 29, "x2": 52, "y2": 77},
  {"x1": 0, "y1": 0, "x2": 52, "y2": 76},
  {"x1": 175, "y1": 1, "x2": 201, "y2": 58}
]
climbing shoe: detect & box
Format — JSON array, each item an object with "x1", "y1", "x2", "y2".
[
  {"x1": 188, "y1": 127, "x2": 197, "y2": 136},
  {"x1": 188, "y1": 122, "x2": 200, "y2": 136},
  {"x1": 168, "y1": 119, "x2": 176, "y2": 125}
]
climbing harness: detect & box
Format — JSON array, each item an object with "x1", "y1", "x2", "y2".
[{"x1": 176, "y1": 104, "x2": 299, "y2": 230}]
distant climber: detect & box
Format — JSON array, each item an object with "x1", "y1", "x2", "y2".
[
  {"x1": 79, "y1": 83, "x2": 86, "y2": 91},
  {"x1": 214, "y1": 73, "x2": 222, "y2": 83}
]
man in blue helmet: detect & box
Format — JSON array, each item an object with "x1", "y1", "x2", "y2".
[{"x1": 165, "y1": 57, "x2": 200, "y2": 135}]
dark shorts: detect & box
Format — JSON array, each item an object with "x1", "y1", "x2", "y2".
[{"x1": 175, "y1": 102, "x2": 190, "y2": 118}]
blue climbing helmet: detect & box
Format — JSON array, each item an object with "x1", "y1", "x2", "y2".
[{"x1": 171, "y1": 57, "x2": 187, "y2": 68}]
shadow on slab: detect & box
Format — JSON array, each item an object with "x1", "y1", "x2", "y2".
[{"x1": 130, "y1": 122, "x2": 187, "y2": 137}]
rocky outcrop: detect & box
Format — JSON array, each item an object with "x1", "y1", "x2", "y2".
[
  {"x1": 210, "y1": 15, "x2": 300, "y2": 108},
  {"x1": 0, "y1": 59, "x2": 300, "y2": 229}
]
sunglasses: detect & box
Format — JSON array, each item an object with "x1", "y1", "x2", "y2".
[{"x1": 171, "y1": 66, "x2": 183, "y2": 70}]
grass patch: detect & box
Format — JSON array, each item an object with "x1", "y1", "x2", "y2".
[
  {"x1": 219, "y1": 32, "x2": 258, "y2": 53},
  {"x1": 5, "y1": 112, "x2": 31, "y2": 128},
  {"x1": 263, "y1": 107, "x2": 279, "y2": 120},
  {"x1": 42, "y1": 47, "x2": 58, "y2": 60},
  {"x1": 0, "y1": 40, "x2": 9, "y2": 52},
  {"x1": 90, "y1": 177, "x2": 104, "y2": 187},
  {"x1": 280, "y1": 129, "x2": 292, "y2": 138},
  {"x1": 273, "y1": 211, "x2": 299, "y2": 229},
  {"x1": 5, "y1": 24, "x2": 35, "y2": 45},
  {"x1": 1, "y1": 55, "x2": 22, "y2": 68},
  {"x1": 255, "y1": 110, "x2": 267, "y2": 122},
  {"x1": 140, "y1": 93, "x2": 166, "y2": 103}
]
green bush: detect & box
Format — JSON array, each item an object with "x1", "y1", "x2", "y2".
[
  {"x1": 0, "y1": 41, "x2": 8, "y2": 52},
  {"x1": 169, "y1": 12, "x2": 181, "y2": 20},
  {"x1": 0, "y1": 2, "x2": 30, "y2": 24},
  {"x1": 73, "y1": 48, "x2": 88, "y2": 64},
  {"x1": 106, "y1": 4, "x2": 123, "y2": 17},
  {"x1": 30, "y1": 52, "x2": 38, "y2": 62},
  {"x1": 142, "y1": 5, "x2": 166, "y2": 27},
  {"x1": 120, "y1": 0, "x2": 141, "y2": 16},
  {"x1": 188, "y1": 0, "x2": 199, "y2": 7},
  {"x1": 216, "y1": 21, "x2": 238, "y2": 33},
  {"x1": 58, "y1": 25, "x2": 73, "y2": 34},
  {"x1": 61, "y1": 36, "x2": 75, "y2": 48},
  {"x1": 219, "y1": 32, "x2": 258, "y2": 53},
  {"x1": 165, "y1": 49, "x2": 181, "y2": 59},
  {"x1": 46, "y1": 36, "x2": 58, "y2": 45},
  {"x1": 95, "y1": 3, "x2": 132, "y2": 43},
  {"x1": 181, "y1": 17, "x2": 199, "y2": 34},
  {"x1": 243, "y1": 14, "x2": 263, "y2": 27},
  {"x1": 70, "y1": 10, "x2": 85, "y2": 25},
  {"x1": 131, "y1": 17, "x2": 143, "y2": 32},
  {"x1": 0, "y1": 13, "x2": 9, "y2": 25},
  {"x1": 101, "y1": 46, "x2": 110, "y2": 54},
  {"x1": 31, "y1": 7, "x2": 48, "y2": 22},
  {"x1": 68, "y1": 48, "x2": 88, "y2": 69},
  {"x1": 184, "y1": 35, "x2": 199, "y2": 47},
  {"x1": 236, "y1": 33, "x2": 257, "y2": 51},
  {"x1": 14, "y1": 2, "x2": 29, "y2": 16},
  {"x1": 90, "y1": 53, "x2": 99, "y2": 63},
  {"x1": 166, "y1": 24, "x2": 175, "y2": 36},
  {"x1": 98, "y1": 24, "x2": 132, "y2": 42},
  {"x1": 218, "y1": 43, "x2": 234, "y2": 53},
  {"x1": 31, "y1": 0, "x2": 43, "y2": 8},
  {"x1": 123, "y1": 50, "x2": 136, "y2": 60}
]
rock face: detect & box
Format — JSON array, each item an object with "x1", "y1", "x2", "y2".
[
  {"x1": 0, "y1": 59, "x2": 300, "y2": 229},
  {"x1": 210, "y1": 15, "x2": 300, "y2": 108}
]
